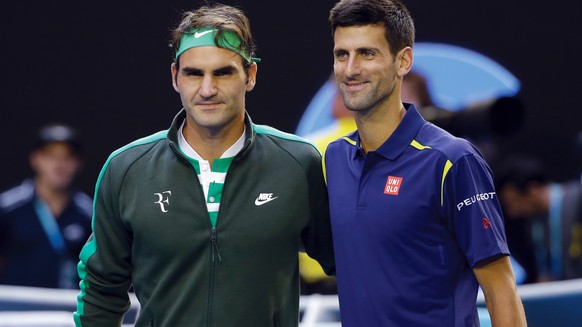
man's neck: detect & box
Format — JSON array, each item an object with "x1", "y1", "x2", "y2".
[
  {"x1": 182, "y1": 116, "x2": 245, "y2": 165},
  {"x1": 355, "y1": 99, "x2": 406, "y2": 154},
  {"x1": 35, "y1": 179, "x2": 69, "y2": 218}
]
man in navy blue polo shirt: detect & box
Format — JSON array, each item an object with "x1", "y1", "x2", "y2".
[
  {"x1": 325, "y1": 0, "x2": 527, "y2": 326},
  {"x1": 0, "y1": 124, "x2": 92, "y2": 288}
]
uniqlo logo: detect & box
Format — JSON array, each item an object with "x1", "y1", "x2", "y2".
[{"x1": 384, "y1": 176, "x2": 403, "y2": 195}]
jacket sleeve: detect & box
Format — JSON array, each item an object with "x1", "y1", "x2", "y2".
[
  {"x1": 74, "y1": 158, "x2": 133, "y2": 327},
  {"x1": 301, "y1": 150, "x2": 336, "y2": 276}
]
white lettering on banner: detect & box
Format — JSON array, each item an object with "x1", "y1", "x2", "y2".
[{"x1": 456, "y1": 192, "x2": 496, "y2": 211}]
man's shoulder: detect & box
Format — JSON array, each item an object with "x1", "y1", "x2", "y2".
[
  {"x1": 253, "y1": 124, "x2": 321, "y2": 158},
  {"x1": 324, "y1": 130, "x2": 358, "y2": 157},
  {"x1": 105, "y1": 130, "x2": 169, "y2": 167},
  {"x1": 415, "y1": 123, "x2": 482, "y2": 163},
  {"x1": 0, "y1": 180, "x2": 34, "y2": 212},
  {"x1": 329, "y1": 129, "x2": 357, "y2": 145}
]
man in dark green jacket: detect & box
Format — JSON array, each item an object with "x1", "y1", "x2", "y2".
[{"x1": 73, "y1": 4, "x2": 335, "y2": 326}]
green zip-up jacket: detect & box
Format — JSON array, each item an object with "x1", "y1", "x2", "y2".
[{"x1": 74, "y1": 110, "x2": 335, "y2": 327}]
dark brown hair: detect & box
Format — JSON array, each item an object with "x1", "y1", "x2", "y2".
[{"x1": 329, "y1": 0, "x2": 415, "y2": 56}]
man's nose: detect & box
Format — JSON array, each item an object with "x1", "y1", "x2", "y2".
[
  {"x1": 344, "y1": 56, "x2": 362, "y2": 77},
  {"x1": 199, "y1": 75, "x2": 218, "y2": 98}
]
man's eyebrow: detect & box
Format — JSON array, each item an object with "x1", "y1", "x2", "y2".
[
  {"x1": 181, "y1": 67, "x2": 203, "y2": 75},
  {"x1": 181, "y1": 65, "x2": 237, "y2": 75},
  {"x1": 334, "y1": 46, "x2": 381, "y2": 54},
  {"x1": 214, "y1": 65, "x2": 236, "y2": 74},
  {"x1": 356, "y1": 47, "x2": 380, "y2": 52}
]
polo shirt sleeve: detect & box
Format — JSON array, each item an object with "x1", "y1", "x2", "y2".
[{"x1": 442, "y1": 153, "x2": 510, "y2": 268}]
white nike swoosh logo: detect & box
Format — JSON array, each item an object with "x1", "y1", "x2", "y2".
[
  {"x1": 194, "y1": 30, "x2": 214, "y2": 38},
  {"x1": 255, "y1": 197, "x2": 278, "y2": 206}
]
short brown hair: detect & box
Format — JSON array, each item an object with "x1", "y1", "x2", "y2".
[{"x1": 170, "y1": 4, "x2": 256, "y2": 69}]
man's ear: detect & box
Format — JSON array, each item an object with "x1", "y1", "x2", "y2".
[
  {"x1": 171, "y1": 62, "x2": 179, "y2": 92},
  {"x1": 246, "y1": 62, "x2": 258, "y2": 92},
  {"x1": 397, "y1": 47, "x2": 413, "y2": 78}
]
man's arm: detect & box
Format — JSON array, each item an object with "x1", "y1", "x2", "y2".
[
  {"x1": 74, "y1": 160, "x2": 132, "y2": 327},
  {"x1": 474, "y1": 255, "x2": 527, "y2": 327},
  {"x1": 301, "y1": 148, "x2": 335, "y2": 276}
]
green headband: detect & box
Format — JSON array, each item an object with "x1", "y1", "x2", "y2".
[{"x1": 176, "y1": 27, "x2": 261, "y2": 63}]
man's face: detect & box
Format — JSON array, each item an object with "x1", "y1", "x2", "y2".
[
  {"x1": 333, "y1": 25, "x2": 403, "y2": 113},
  {"x1": 171, "y1": 46, "x2": 257, "y2": 132},
  {"x1": 31, "y1": 143, "x2": 80, "y2": 192}
]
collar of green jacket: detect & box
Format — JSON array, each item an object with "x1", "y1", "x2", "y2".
[{"x1": 167, "y1": 109, "x2": 256, "y2": 162}]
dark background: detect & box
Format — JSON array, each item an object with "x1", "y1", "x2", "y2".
[{"x1": 1, "y1": 0, "x2": 580, "y2": 195}]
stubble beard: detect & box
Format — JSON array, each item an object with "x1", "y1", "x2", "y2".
[{"x1": 341, "y1": 83, "x2": 395, "y2": 119}]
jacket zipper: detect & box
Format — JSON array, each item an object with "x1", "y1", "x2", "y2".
[
  {"x1": 208, "y1": 227, "x2": 222, "y2": 326},
  {"x1": 171, "y1": 141, "x2": 227, "y2": 327},
  {"x1": 210, "y1": 227, "x2": 222, "y2": 262},
  {"x1": 206, "y1": 151, "x2": 240, "y2": 326}
]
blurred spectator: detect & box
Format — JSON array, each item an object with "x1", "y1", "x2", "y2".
[
  {"x1": 402, "y1": 70, "x2": 437, "y2": 111},
  {"x1": 495, "y1": 154, "x2": 582, "y2": 282},
  {"x1": 0, "y1": 124, "x2": 92, "y2": 288}
]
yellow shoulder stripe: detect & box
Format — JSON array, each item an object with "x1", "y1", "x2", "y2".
[
  {"x1": 322, "y1": 151, "x2": 328, "y2": 185},
  {"x1": 342, "y1": 136, "x2": 357, "y2": 146},
  {"x1": 441, "y1": 160, "x2": 453, "y2": 206},
  {"x1": 410, "y1": 139, "x2": 432, "y2": 150},
  {"x1": 409, "y1": 140, "x2": 450, "y2": 205}
]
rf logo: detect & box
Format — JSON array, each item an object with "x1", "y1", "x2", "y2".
[{"x1": 154, "y1": 191, "x2": 172, "y2": 213}]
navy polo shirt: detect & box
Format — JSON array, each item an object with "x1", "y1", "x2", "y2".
[
  {"x1": 324, "y1": 104, "x2": 509, "y2": 327},
  {"x1": 0, "y1": 180, "x2": 93, "y2": 288}
]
